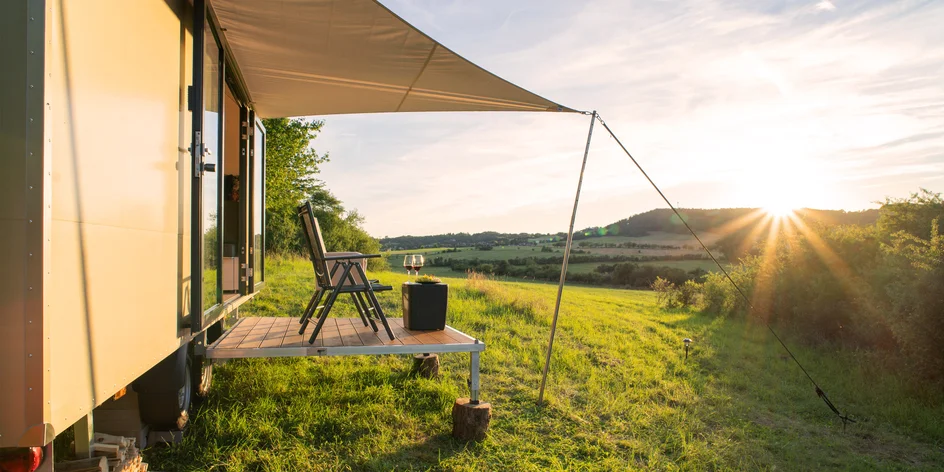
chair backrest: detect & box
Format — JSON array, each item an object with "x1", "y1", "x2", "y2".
[{"x1": 298, "y1": 201, "x2": 332, "y2": 288}]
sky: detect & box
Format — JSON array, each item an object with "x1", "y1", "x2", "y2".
[{"x1": 311, "y1": 0, "x2": 944, "y2": 237}]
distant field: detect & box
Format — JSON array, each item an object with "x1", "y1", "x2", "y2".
[
  {"x1": 575, "y1": 231, "x2": 723, "y2": 245},
  {"x1": 565, "y1": 259, "x2": 726, "y2": 274},
  {"x1": 383, "y1": 232, "x2": 731, "y2": 288},
  {"x1": 385, "y1": 232, "x2": 728, "y2": 280},
  {"x1": 388, "y1": 232, "x2": 723, "y2": 259},
  {"x1": 390, "y1": 245, "x2": 558, "y2": 260}
]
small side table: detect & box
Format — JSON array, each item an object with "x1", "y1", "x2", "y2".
[{"x1": 402, "y1": 282, "x2": 448, "y2": 330}]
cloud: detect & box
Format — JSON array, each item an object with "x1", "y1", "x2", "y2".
[{"x1": 314, "y1": 0, "x2": 944, "y2": 236}]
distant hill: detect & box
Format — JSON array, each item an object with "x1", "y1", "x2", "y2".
[
  {"x1": 578, "y1": 208, "x2": 879, "y2": 238},
  {"x1": 380, "y1": 231, "x2": 556, "y2": 250},
  {"x1": 380, "y1": 207, "x2": 879, "y2": 253},
  {"x1": 580, "y1": 207, "x2": 879, "y2": 260}
]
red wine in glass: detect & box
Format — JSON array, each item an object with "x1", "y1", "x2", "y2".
[
  {"x1": 403, "y1": 255, "x2": 415, "y2": 281},
  {"x1": 413, "y1": 255, "x2": 425, "y2": 276}
]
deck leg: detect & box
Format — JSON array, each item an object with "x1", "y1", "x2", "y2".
[
  {"x1": 453, "y1": 353, "x2": 490, "y2": 441},
  {"x1": 470, "y1": 351, "x2": 481, "y2": 403}
]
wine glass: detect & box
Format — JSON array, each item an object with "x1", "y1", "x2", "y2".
[
  {"x1": 403, "y1": 255, "x2": 415, "y2": 281},
  {"x1": 413, "y1": 255, "x2": 425, "y2": 277}
]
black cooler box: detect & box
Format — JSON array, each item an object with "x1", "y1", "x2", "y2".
[{"x1": 402, "y1": 282, "x2": 448, "y2": 330}]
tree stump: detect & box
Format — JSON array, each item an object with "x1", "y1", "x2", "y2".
[
  {"x1": 412, "y1": 353, "x2": 439, "y2": 379},
  {"x1": 452, "y1": 398, "x2": 491, "y2": 441}
]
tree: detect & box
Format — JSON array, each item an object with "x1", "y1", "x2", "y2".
[
  {"x1": 262, "y1": 118, "x2": 329, "y2": 254},
  {"x1": 878, "y1": 189, "x2": 944, "y2": 241},
  {"x1": 308, "y1": 186, "x2": 387, "y2": 270}
]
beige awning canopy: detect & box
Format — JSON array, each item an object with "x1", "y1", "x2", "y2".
[{"x1": 212, "y1": 0, "x2": 578, "y2": 118}]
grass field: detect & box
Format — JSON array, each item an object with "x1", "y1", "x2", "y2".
[
  {"x1": 389, "y1": 232, "x2": 721, "y2": 259},
  {"x1": 390, "y1": 246, "x2": 562, "y2": 260},
  {"x1": 386, "y1": 233, "x2": 726, "y2": 278},
  {"x1": 145, "y1": 256, "x2": 944, "y2": 471},
  {"x1": 565, "y1": 260, "x2": 725, "y2": 274}
]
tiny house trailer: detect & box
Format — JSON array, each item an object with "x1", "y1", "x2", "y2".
[
  {"x1": 1, "y1": 0, "x2": 573, "y2": 468},
  {"x1": 1, "y1": 0, "x2": 267, "y2": 457}
]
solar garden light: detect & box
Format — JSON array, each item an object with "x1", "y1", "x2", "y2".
[{"x1": 683, "y1": 338, "x2": 692, "y2": 360}]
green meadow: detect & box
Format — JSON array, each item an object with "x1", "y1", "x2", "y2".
[
  {"x1": 146, "y1": 256, "x2": 944, "y2": 471},
  {"x1": 385, "y1": 232, "x2": 728, "y2": 282}
]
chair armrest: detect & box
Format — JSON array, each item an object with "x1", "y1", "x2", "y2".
[{"x1": 323, "y1": 253, "x2": 382, "y2": 261}]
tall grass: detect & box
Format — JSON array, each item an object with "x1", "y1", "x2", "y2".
[
  {"x1": 145, "y1": 258, "x2": 944, "y2": 471},
  {"x1": 465, "y1": 271, "x2": 551, "y2": 324}
]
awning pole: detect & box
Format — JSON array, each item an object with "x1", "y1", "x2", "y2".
[{"x1": 538, "y1": 110, "x2": 596, "y2": 405}]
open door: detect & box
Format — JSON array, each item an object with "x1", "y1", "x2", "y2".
[
  {"x1": 191, "y1": 0, "x2": 223, "y2": 333},
  {"x1": 248, "y1": 113, "x2": 265, "y2": 291}
]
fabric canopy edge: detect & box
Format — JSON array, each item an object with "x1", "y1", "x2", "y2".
[{"x1": 370, "y1": 0, "x2": 581, "y2": 116}]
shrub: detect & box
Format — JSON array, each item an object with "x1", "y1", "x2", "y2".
[
  {"x1": 696, "y1": 190, "x2": 944, "y2": 383},
  {"x1": 882, "y1": 219, "x2": 944, "y2": 379},
  {"x1": 651, "y1": 276, "x2": 701, "y2": 309},
  {"x1": 678, "y1": 279, "x2": 701, "y2": 307},
  {"x1": 651, "y1": 276, "x2": 674, "y2": 306}
]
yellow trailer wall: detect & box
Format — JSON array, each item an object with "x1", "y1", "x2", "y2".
[{"x1": 43, "y1": 0, "x2": 194, "y2": 443}]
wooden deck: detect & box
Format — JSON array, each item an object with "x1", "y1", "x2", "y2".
[{"x1": 205, "y1": 316, "x2": 484, "y2": 359}]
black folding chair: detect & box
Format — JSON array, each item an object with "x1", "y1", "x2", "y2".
[{"x1": 297, "y1": 201, "x2": 395, "y2": 343}]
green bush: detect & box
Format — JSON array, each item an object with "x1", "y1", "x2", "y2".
[
  {"x1": 698, "y1": 190, "x2": 944, "y2": 382},
  {"x1": 651, "y1": 276, "x2": 701, "y2": 309},
  {"x1": 882, "y1": 218, "x2": 944, "y2": 378}
]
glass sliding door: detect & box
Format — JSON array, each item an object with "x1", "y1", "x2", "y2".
[
  {"x1": 249, "y1": 116, "x2": 266, "y2": 290},
  {"x1": 202, "y1": 23, "x2": 222, "y2": 312},
  {"x1": 191, "y1": 0, "x2": 224, "y2": 333}
]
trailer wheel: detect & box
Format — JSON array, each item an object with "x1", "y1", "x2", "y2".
[
  {"x1": 192, "y1": 354, "x2": 212, "y2": 398},
  {"x1": 193, "y1": 321, "x2": 222, "y2": 398},
  {"x1": 134, "y1": 344, "x2": 192, "y2": 430}
]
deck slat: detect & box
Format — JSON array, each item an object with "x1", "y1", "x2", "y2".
[
  {"x1": 386, "y1": 319, "x2": 421, "y2": 345},
  {"x1": 260, "y1": 318, "x2": 292, "y2": 348},
  {"x1": 338, "y1": 323, "x2": 361, "y2": 346},
  {"x1": 321, "y1": 318, "x2": 343, "y2": 347},
  {"x1": 238, "y1": 318, "x2": 276, "y2": 349},
  {"x1": 443, "y1": 326, "x2": 475, "y2": 343},
  {"x1": 215, "y1": 318, "x2": 257, "y2": 349},
  {"x1": 353, "y1": 323, "x2": 384, "y2": 346}
]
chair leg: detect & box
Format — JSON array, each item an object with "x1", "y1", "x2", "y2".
[
  {"x1": 309, "y1": 263, "x2": 354, "y2": 344},
  {"x1": 345, "y1": 267, "x2": 378, "y2": 331},
  {"x1": 350, "y1": 293, "x2": 370, "y2": 327},
  {"x1": 299, "y1": 289, "x2": 324, "y2": 334},
  {"x1": 300, "y1": 261, "x2": 338, "y2": 331},
  {"x1": 354, "y1": 263, "x2": 395, "y2": 341},
  {"x1": 355, "y1": 292, "x2": 379, "y2": 332}
]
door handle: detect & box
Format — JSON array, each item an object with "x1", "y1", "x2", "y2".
[{"x1": 203, "y1": 163, "x2": 216, "y2": 173}]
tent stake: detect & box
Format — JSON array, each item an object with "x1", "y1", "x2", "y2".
[{"x1": 538, "y1": 110, "x2": 596, "y2": 405}]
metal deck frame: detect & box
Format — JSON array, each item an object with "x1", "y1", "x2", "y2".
[{"x1": 206, "y1": 317, "x2": 486, "y2": 401}]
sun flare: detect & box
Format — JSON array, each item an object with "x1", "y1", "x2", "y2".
[{"x1": 764, "y1": 202, "x2": 796, "y2": 218}]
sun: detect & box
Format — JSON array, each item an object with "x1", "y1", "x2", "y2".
[{"x1": 764, "y1": 201, "x2": 796, "y2": 218}]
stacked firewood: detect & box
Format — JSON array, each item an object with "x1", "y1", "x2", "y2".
[{"x1": 57, "y1": 433, "x2": 148, "y2": 472}]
